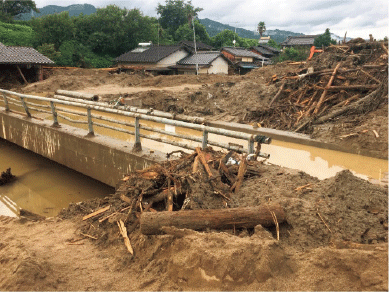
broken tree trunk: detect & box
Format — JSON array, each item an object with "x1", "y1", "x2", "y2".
[
  {"x1": 314, "y1": 85, "x2": 384, "y2": 125},
  {"x1": 140, "y1": 204, "x2": 285, "y2": 235},
  {"x1": 269, "y1": 81, "x2": 286, "y2": 107},
  {"x1": 314, "y1": 62, "x2": 342, "y2": 114}
]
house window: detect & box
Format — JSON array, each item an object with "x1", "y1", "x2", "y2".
[{"x1": 242, "y1": 57, "x2": 253, "y2": 62}]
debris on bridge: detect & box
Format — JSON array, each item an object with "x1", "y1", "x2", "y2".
[
  {"x1": 0, "y1": 168, "x2": 15, "y2": 186},
  {"x1": 246, "y1": 39, "x2": 388, "y2": 132}
]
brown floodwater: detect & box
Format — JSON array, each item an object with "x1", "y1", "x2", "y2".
[
  {"x1": 0, "y1": 139, "x2": 114, "y2": 217},
  {"x1": 1, "y1": 93, "x2": 387, "y2": 217}
]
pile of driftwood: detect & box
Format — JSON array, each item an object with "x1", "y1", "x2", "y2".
[
  {"x1": 249, "y1": 40, "x2": 388, "y2": 132},
  {"x1": 80, "y1": 148, "x2": 285, "y2": 253}
]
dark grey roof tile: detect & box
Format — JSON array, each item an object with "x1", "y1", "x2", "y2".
[
  {"x1": 177, "y1": 51, "x2": 221, "y2": 65},
  {"x1": 116, "y1": 45, "x2": 185, "y2": 63},
  {"x1": 0, "y1": 43, "x2": 54, "y2": 64}
]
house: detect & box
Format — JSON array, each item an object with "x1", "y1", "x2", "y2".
[
  {"x1": 251, "y1": 44, "x2": 281, "y2": 59},
  {"x1": 115, "y1": 45, "x2": 190, "y2": 74},
  {"x1": 0, "y1": 42, "x2": 54, "y2": 83},
  {"x1": 178, "y1": 41, "x2": 214, "y2": 52},
  {"x1": 258, "y1": 36, "x2": 271, "y2": 44},
  {"x1": 221, "y1": 47, "x2": 270, "y2": 74},
  {"x1": 170, "y1": 51, "x2": 228, "y2": 75},
  {"x1": 280, "y1": 35, "x2": 319, "y2": 49}
]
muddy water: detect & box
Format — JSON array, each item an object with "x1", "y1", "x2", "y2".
[
  {"x1": 0, "y1": 139, "x2": 114, "y2": 217},
  {"x1": 1, "y1": 95, "x2": 387, "y2": 217}
]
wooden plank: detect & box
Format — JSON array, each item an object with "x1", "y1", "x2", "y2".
[
  {"x1": 195, "y1": 147, "x2": 213, "y2": 177},
  {"x1": 82, "y1": 205, "x2": 110, "y2": 221},
  {"x1": 117, "y1": 220, "x2": 134, "y2": 254}
]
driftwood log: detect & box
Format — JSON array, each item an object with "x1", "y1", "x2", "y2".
[
  {"x1": 55, "y1": 90, "x2": 99, "y2": 101},
  {"x1": 140, "y1": 204, "x2": 285, "y2": 235}
]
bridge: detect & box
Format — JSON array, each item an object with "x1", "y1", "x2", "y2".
[{"x1": 0, "y1": 89, "x2": 272, "y2": 187}]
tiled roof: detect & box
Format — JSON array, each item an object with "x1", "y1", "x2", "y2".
[
  {"x1": 256, "y1": 44, "x2": 280, "y2": 54},
  {"x1": 177, "y1": 51, "x2": 221, "y2": 66},
  {"x1": 281, "y1": 35, "x2": 319, "y2": 46},
  {"x1": 0, "y1": 43, "x2": 54, "y2": 64},
  {"x1": 116, "y1": 45, "x2": 185, "y2": 63},
  {"x1": 179, "y1": 41, "x2": 214, "y2": 51},
  {"x1": 222, "y1": 47, "x2": 260, "y2": 58},
  {"x1": 251, "y1": 46, "x2": 274, "y2": 56}
]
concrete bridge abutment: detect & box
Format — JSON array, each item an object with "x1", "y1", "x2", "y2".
[{"x1": 0, "y1": 110, "x2": 165, "y2": 187}]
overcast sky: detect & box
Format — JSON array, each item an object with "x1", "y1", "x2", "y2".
[{"x1": 34, "y1": 0, "x2": 388, "y2": 39}]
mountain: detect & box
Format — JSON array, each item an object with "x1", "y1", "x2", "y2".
[
  {"x1": 199, "y1": 18, "x2": 303, "y2": 43},
  {"x1": 17, "y1": 4, "x2": 96, "y2": 20}
]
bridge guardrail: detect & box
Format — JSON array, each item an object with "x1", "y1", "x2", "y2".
[{"x1": 0, "y1": 89, "x2": 271, "y2": 157}]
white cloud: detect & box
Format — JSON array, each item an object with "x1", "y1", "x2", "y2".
[{"x1": 34, "y1": 0, "x2": 389, "y2": 39}]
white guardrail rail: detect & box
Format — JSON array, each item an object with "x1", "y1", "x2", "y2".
[{"x1": 0, "y1": 89, "x2": 271, "y2": 157}]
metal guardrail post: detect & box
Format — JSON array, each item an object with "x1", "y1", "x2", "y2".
[
  {"x1": 87, "y1": 107, "x2": 94, "y2": 135},
  {"x1": 248, "y1": 136, "x2": 254, "y2": 154},
  {"x1": 133, "y1": 116, "x2": 142, "y2": 151},
  {"x1": 202, "y1": 129, "x2": 208, "y2": 149},
  {"x1": 19, "y1": 96, "x2": 31, "y2": 118},
  {"x1": 50, "y1": 101, "x2": 59, "y2": 126},
  {"x1": 2, "y1": 93, "x2": 9, "y2": 112}
]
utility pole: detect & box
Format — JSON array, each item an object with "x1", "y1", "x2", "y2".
[
  {"x1": 231, "y1": 22, "x2": 239, "y2": 47},
  {"x1": 192, "y1": 16, "x2": 198, "y2": 75}
]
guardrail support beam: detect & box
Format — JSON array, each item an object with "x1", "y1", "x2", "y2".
[
  {"x1": 50, "y1": 101, "x2": 59, "y2": 126},
  {"x1": 202, "y1": 130, "x2": 208, "y2": 149},
  {"x1": 87, "y1": 107, "x2": 94, "y2": 136},
  {"x1": 2, "y1": 93, "x2": 10, "y2": 112},
  {"x1": 133, "y1": 116, "x2": 142, "y2": 151},
  {"x1": 20, "y1": 96, "x2": 31, "y2": 118}
]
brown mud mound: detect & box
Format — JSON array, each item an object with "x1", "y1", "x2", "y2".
[
  {"x1": 1, "y1": 149, "x2": 387, "y2": 290},
  {"x1": 1, "y1": 215, "x2": 387, "y2": 291}
]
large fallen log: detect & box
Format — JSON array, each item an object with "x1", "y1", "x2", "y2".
[
  {"x1": 140, "y1": 204, "x2": 285, "y2": 235},
  {"x1": 55, "y1": 90, "x2": 99, "y2": 102}
]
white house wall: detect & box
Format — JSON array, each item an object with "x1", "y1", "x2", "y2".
[
  {"x1": 207, "y1": 56, "x2": 228, "y2": 74},
  {"x1": 157, "y1": 49, "x2": 189, "y2": 67}
]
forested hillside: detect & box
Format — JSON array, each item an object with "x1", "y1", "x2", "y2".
[
  {"x1": 17, "y1": 4, "x2": 96, "y2": 20},
  {"x1": 199, "y1": 18, "x2": 303, "y2": 43}
]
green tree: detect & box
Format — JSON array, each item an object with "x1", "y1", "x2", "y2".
[
  {"x1": 0, "y1": 20, "x2": 34, "y2": 46},
  {"x1": 174, "y1": 20, "x2": 210, "y2": 43},
  {"x1": 0, "y1": 0, "x2": 38, "y2": 21},
  {"x1": 267, "y1": 39, "x2": 281, "y2": 49},
  {"x1": 314, "y1": 28, "x2": 336, "y2": 47},
  {"x1": 257, "y1": 21, "x2": 266, "y2": 37},
  {"x1": 36, "y1": 43, "x2": 61, "y2": 62},
  {"x1": 157, "y1": 0, "x2": 202, "y2": 36},
  {"x1": 211, "y1": 29, "x2": 242, "y2": 48},
  {"x1": 274, "y1": 47, "x2": 308, "y2": 62},
  {"x1": 30, "y1": 11, "x2": 75, "y2": 50}
]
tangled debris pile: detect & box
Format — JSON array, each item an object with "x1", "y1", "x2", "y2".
[
  {"x1": 246, "y1": 40, "x2": 388, "y2": 133},
  {"x1": 59, "y1": 147, "x2": 387, "y2": 255}
]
